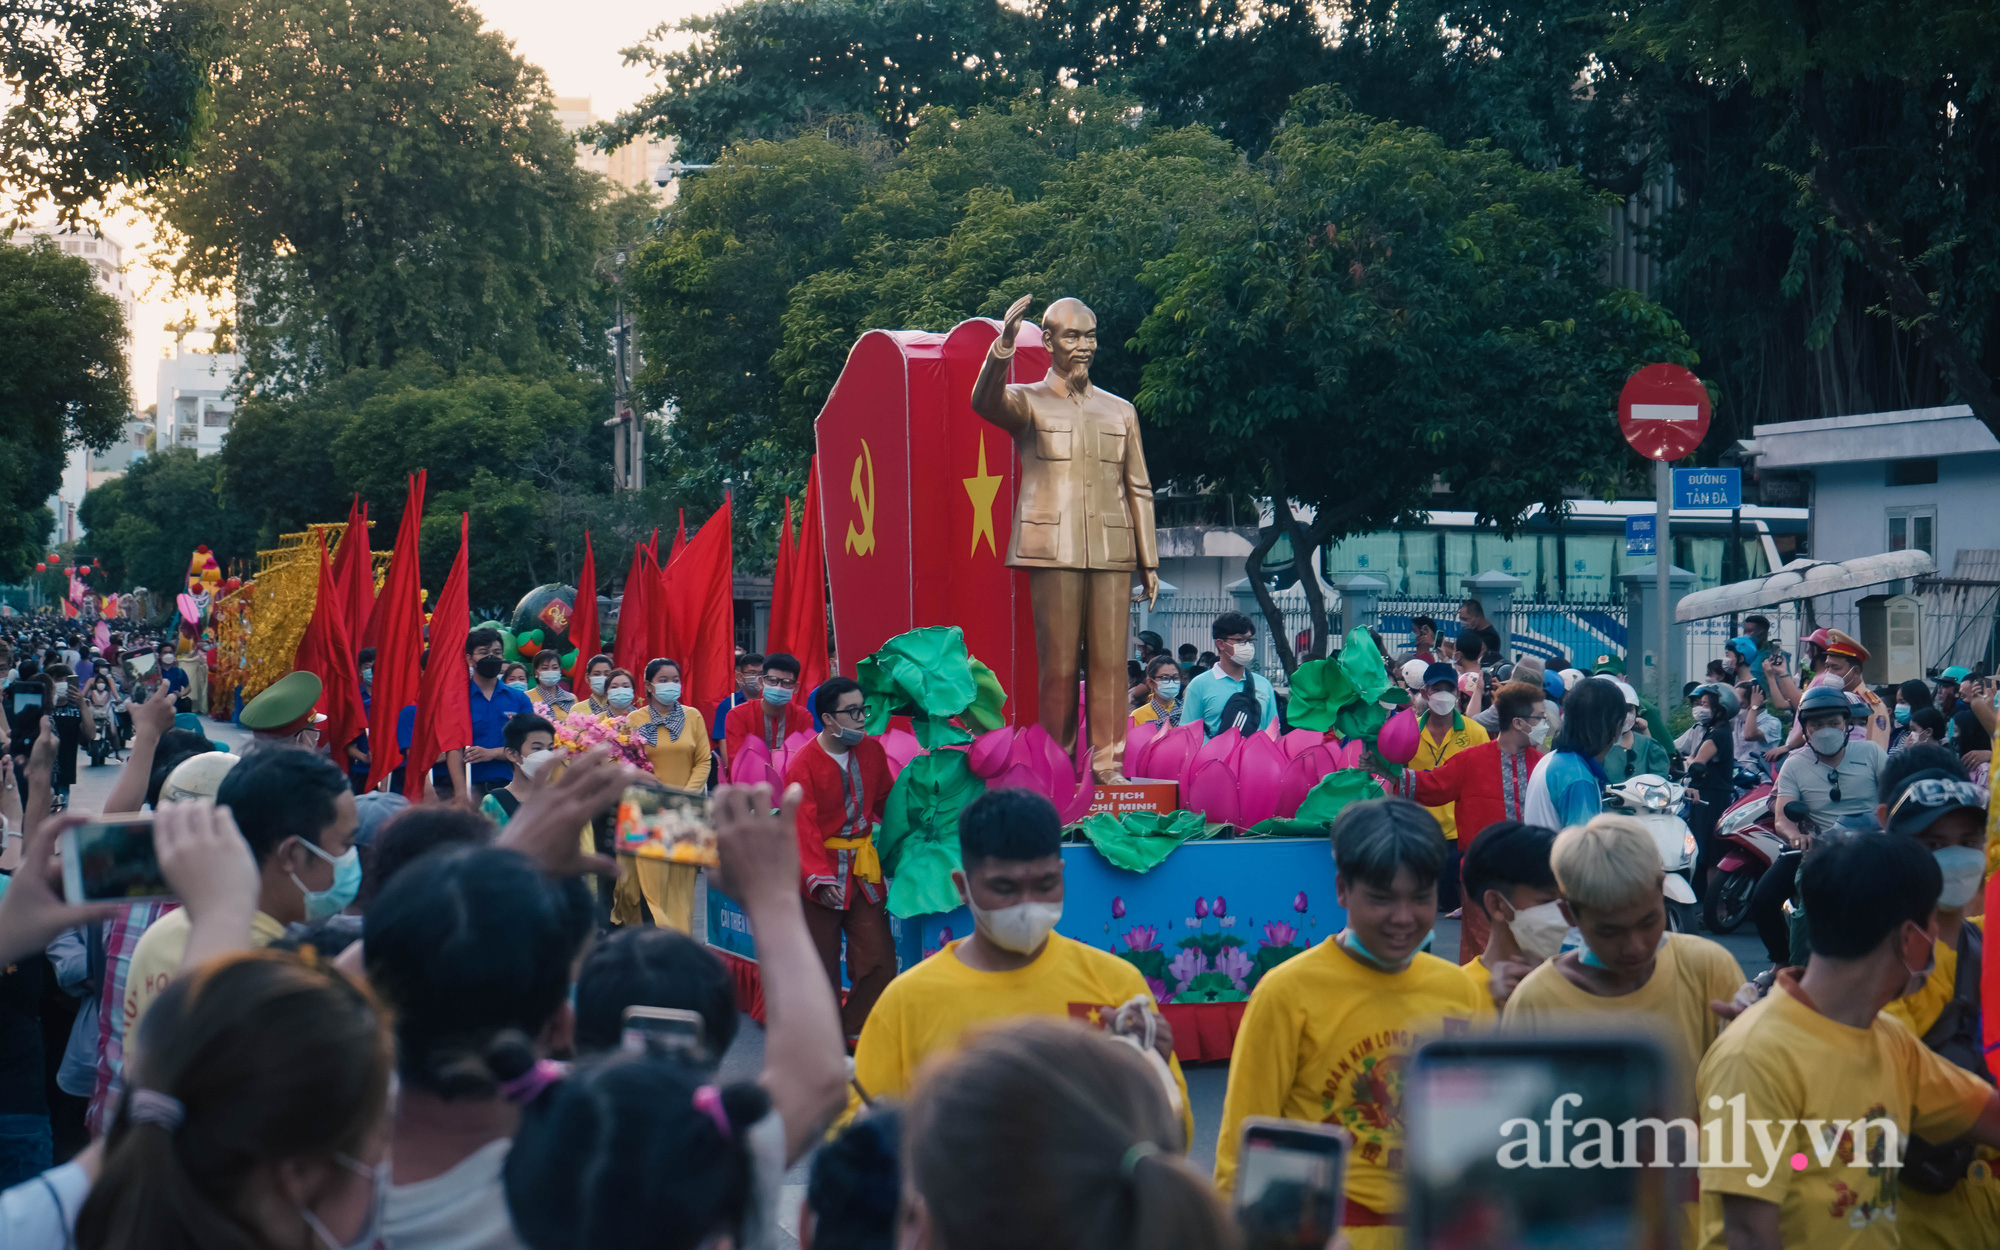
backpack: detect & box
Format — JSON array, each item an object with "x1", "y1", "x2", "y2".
[{"x1": 1216, "y1": 671, "x2": 1263, "y2": 737}]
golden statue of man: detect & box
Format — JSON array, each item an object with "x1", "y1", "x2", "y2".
[{"x1": 972, "y1": 294, "x2": 1158, "y2": 782}]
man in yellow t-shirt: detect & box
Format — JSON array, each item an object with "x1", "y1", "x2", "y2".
[
  {"x1": 1214, "y1": 797, "x2": 1486, "y2": 1250},
  {"x1": 1698, "y1": 830, "x2": 2000, "y2": 1250},
  {"x1": 1458, "y1": 820, "x2": 1564, "y2": 1012},
  {"x1": 127, "y1": 747, "x2": 359, "y2": 1032},
  {"x1": 1504, "y1": 814, "x2": 1746, "y2": 1115},
  {"x1": 851, "y1": 789, "x2": 1194, "y2": 1145}
]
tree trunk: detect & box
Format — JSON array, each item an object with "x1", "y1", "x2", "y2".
[
  {"x1": 1244, "y1": 520, "x2": 1297, "y2": 674},
  {"x1": 1798, "y1": 72, "x2": 2000, "y2": 435}
]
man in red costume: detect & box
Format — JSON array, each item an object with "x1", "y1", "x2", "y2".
[
  {"x1": 784, "y1": 674, "x2": 895, "y2": 1045},
  {"x1": 1383, "y1": 679, "x2": 1547, "y2": 962},
  {"x1": 724, "y1": 652, "x2": 815, "y2": 762}
]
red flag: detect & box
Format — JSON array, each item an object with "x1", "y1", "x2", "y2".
[
  {"x1": 647, "y1": 527, "x2": 659, "y2": 561},
  {"x1": 650, "y1": 544, "x2": 678, "y2": 671},
  {"x1": 612, "y1": 542, "x2": 653, "y2": 680},
  {"x1": 789, "y1": 459, "x2": 830, "y2": 693},
  {"x1": 567, "y1": 530, "x2": 599, "y2": 685},
  {"x1": 407, "y1": 513, "x2": 472, "y2": 801},
  {"x1": 677, "y1": 496, "x2": 736, "y2": 719},
  {"x1": 333, "y1": 495, "x2": 376, "y2": 648},
  {"x1": 670, "y1": 509, "x2": 687, "y2": 565},
  {"x1": 295, "y1": 533, "x2": 363, "y2": 769},
  {"x1": 768, "y1": 496, "x2": 795, "y2": 657},
  {"x1": 363, "y1": 472, "x2": 426, "y2": 793}
]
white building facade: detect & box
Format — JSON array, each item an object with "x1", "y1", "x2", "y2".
[{"x1": 155, "y1": 340, "x2": 241, "y2": 456}]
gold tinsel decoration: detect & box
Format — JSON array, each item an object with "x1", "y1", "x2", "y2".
[{"x1": 232, "y1": 522, "x2": 387, "y2": 705}]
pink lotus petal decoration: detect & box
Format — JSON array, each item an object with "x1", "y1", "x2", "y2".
[
  {"x1": 1280, "y1": 728, "x2": 1325, "y2": 760},
  {"x1": 1234, "y1": 728, "x2": 1287, "y2": 827},
  {"x1": 1126, "y1": 717, "x2": 1162, "y2": 765},
  {"x1": 1129, "y1": 721, "x2": 1202, "y2": 784},
  {"x1": 1274, "y1": 743, "x2": 1337, "y2": 819},
  {"x1": 969, "y1": 724, "x2": 1094, "y2": 824},
  {"x1": 1376, "y1": 707, "x2": 1421, "y2": 765},
  {"x1": 878, "y1": 727, "x2": 924, "y2": 781},
  {"x1": 1182, "y1": 729, "x2": 1245, "y2": 825}
]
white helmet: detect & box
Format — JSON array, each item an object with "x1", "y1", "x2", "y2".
[
  {"x1": 1612, "y1": 679, "x2": 1639, "y2": 708},
  {"x1": 161, "y1": 750, "x2": 240, "y2": 803},
  {"x1": 1400, "y1": 658, "x2": 1429, "y2": 689}
]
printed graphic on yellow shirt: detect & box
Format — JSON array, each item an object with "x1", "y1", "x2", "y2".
[
  {"x1": 1066, "y1": 1001, "x2": 1123, "y2": 1028},
  {"x1": 1327, "y1": 1029, "x2": 1409, "y2": 1171},
  {"x1": 1826, "y1": 1103, "x2": 1897, "y2": 1230}
]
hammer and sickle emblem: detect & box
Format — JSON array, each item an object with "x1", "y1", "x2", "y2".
[{"x1": 844, "y1": 440, "x2": 876, "y2": 556}]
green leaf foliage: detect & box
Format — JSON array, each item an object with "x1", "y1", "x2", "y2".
[
  {"x1": 878, "y1": 748, "x2": 988, "y2": 916},
  {"x1": 1072, "y1": 808, "x2": 1213, "y2": 873}
]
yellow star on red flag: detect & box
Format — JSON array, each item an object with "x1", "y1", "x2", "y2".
[{"x1": 964, "y1": 435, "x2": 1003, "y2": 557}]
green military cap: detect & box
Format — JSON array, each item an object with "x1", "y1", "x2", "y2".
[
  {"x1": 1591, "y1": 653, "x2": 1625, "y2": 676},
  {"x1": 240, "y1": 670, "x2": 325, "y2": 733}
]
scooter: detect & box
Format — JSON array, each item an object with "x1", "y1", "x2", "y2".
[
  {"x1": 1702, "y1": 783, "x2": 1792, "y2": 933},
  {"x1": 1604, "y1": 774, "x2": 1700, "y2": 933}
]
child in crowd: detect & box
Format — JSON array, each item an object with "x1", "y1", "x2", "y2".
[
  {"x1": 480, "y1": 712, "x2": 557, "y2": 826},
  {"x1": 1458, "y1": 820, "x2": 1563, "y2": 1012},
  {"x1": 1214, "y1": 798, "x2": 1486, "y2": 1246}
]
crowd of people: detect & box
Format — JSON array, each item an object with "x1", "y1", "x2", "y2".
[{"x1": 0, "y1": 595, "x2": 1985, "y2": 1249}]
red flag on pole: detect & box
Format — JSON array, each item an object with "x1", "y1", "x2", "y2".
[
  {"x1": 567, "y1": 530, "x2": 599, "y2": 685},
  {"x1": 677, "y1": 496, "x2": 736, "y2": 719},
  {"x1": 790, "y1": 458, "x2": 830, "y2": 692},
  {"x1": 669, "y1": 509, "x2": 687, "y2": 565},
  {"x1": 295, "y1": 532, "x2": 363, "y2": 770},
  {"x1": 650, "y1": 544, "x2": 678, "y2": 671},
  {"x1": 332, "y1": 495, "x2": 375, "y2": 648},
  {"x1": 612, "y1": 542, "x2": 652, "y2": 680},
  {"x1": 362, "y1": 472, "x2": 426, "y2": 794},
  {"x1": 407, "y1": 513, "x2": 472, "y2": 802}
]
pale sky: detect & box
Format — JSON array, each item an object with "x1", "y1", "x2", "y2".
[{"x1": 106, "y1": 0, "x2": 714, "y2": 406}]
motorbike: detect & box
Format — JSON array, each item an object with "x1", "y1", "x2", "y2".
[
  {"x1": 1603, "y1": 774, "x2": 1700, "y2": 933},
  {"x1": 1702, "y1": 783, "x2": 1805, "y2": 933}
]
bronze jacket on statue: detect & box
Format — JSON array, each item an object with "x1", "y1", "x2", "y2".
[{"x1": 970, "y1": 342, "x2": 1158, "y2": 573}]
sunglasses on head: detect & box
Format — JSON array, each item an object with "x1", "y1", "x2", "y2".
[{"x1": 1888, "y1": 778, "x2": 1989, "y2": 824}]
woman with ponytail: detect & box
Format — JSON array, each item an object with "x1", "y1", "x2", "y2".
[
  {"x1": 75, "y1": 951, "x2": 392, "y2": 1250},
  {"x1": 899, "y1": 1018, "x2": 1238, "y2": 1250}
]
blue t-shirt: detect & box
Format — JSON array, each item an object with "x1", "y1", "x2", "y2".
[
  {"x1": 1177, "y1": 665, "x2": 1278, "y2": 737},
  {"x1": 1524, "y1": 751, "x2": 1605, "y2": 830},
  {"x1": 468, "y1": 680, "x2": 535, "y2": 784}
]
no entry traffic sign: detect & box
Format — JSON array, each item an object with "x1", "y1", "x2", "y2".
[{"x1": 1618, "y1": 363, "x2": 1711, "y2": 462}]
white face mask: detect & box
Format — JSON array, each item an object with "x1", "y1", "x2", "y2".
[
  {"x1": 654, "y1": 681, "x2": 681, "y2": 704},
  {"x1": 967, "y1": 895, "x2": 1063, "y2": 955},
  {"x1": 608, "y1": 686, "x2": 634, "y2": 709},
  {"x1": 1808, "y1": 727, "x2": 1848, "y2": 757},
  {"x1": 1622, "y1": 710, "x2": 1637, "y2": 734},
  {"x1": 520, "y1": 748, "x2": 559, "y2": 779},
  {"x1": 1902, "y1": 931, "x2": 1938, "y2": 999},
  {"x1": 537, "y1": 669, "x2": 561, "y2": 686},
  {"x1": 589, "y1": 675, "x2": 608, "y2": 695},
  {"x1": 1692, "y1": 706, "x2": 1713, "y2": 724},
  {"x1": 51, "y1": 682, "x2": 66, "y2": 699},
  {"x1": 1934, "y1": 845, "x2": 1985, "y2": 911},
  {"x1": 1503, "y1": 899, "x2": 1570, "y2": 963},
  {"x1": 1231, "y1": 642, "x2": 1256, "y2": 666},
  {"x1": 1426, "y1": 691, "x2": 1457, "y2": 716}
]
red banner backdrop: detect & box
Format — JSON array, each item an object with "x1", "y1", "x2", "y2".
[{"x1": 815, "y1": 319, "x2": 1047, "y2": 727}]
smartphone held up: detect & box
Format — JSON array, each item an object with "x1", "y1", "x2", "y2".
[
  {"x1": 614, "y1": 783, "x2": 719, "y2": 867},
  {"x1": 61, "y1": 814, "x2": 173, "y2": 904}
]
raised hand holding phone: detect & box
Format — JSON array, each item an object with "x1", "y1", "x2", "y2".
[{"x1": 156, "y1": 799, "x2": 261, "y2": 968}]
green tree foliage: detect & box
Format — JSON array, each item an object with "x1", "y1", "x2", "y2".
[
  {"x1": 595, "y1": 0, "x2": 1034, "y2": 162},
  {"x1": 0, "y1": 0, "x2": 222, "y2": 223},
  {"x1": 0, "y1": 238, "x2": 130, "y2": 580},
  {"x1": 147, "y1": 0, "x2": 612, "y2": 394},
  {"x1": 1133, "y1": 90, "x2": 1695, "y2": 665},
  {"x1": 77, "y1": 447, "x2": 258, "y2": 595}
]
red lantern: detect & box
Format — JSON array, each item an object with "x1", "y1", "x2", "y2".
[
  {"x1": 45, "y1": 554, "x2": 57, "y2": 564},
  {"x1": 35, "y1": 563, "x2": 46, "y2": 572}
]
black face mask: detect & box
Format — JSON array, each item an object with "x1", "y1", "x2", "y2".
[{"x1": 473, "y1": 655, "x2": 505, "y2": 679}]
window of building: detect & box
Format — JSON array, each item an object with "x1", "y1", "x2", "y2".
[
  {"x1": 82, "y1": 241, "x2": 96, "y2": 254},
  {"x1": 202, "y1": 406, "x2": 230, "y2": 428},
  {"x1": 1888, "y1": 508, "x2": 1936, "y2": 556},
  {"x1": 1886, "y1": 458, "x2": 1938, "y2": 486}
]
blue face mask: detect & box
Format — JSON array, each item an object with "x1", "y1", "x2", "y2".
[
  {"x1": 608, "y1": 687, "x2": 635, "y2": 710},
  {"x1": 1157, "y1": 680, "x2": 1182, "y2": 700},
  {"x1": 505, "y1": 681, "x2": 528, "y2": 693},
  {"x1": 291, "y1": 838, "x2": 362, "y2": 922},
  {"x1": 763, "y1": 686, "x2": 793, "y2": 705},
  {"x1": 1337, "y1": 927, "x2": 1420, "y2": 974},
  {"x1": 1895, "y1": 704, "x2": 1912, "y2": 725}
]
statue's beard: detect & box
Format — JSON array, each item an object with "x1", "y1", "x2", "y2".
[{"x1": 1059, "y1": 356, "x2": 1091, "y2": 391}]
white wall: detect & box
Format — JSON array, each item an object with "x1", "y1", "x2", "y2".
[{"x1": 156, "y1": 345, "x2": 241, "y2": 456}]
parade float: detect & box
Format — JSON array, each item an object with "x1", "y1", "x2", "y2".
[{"x1": 706, "y1": 311, "x2": 1418, "y2": 1060}]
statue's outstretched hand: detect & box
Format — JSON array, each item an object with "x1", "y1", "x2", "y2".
[{"x1": 1000, "y1": 293, "x2": 1033, "y2": 347}]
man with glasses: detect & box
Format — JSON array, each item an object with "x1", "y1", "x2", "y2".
[
  {"x1": 1178, "y1": 611, "x2": 1276, "y2": 737},
  {"x1": 1755, "y1": 685, "x2": 1888, "y2": 965},
  {"x1": 723, "y1": 651, "x2": 813, "y2": 763},
  {"x1": 786, "y1": 675, "x2": 895, "y2": 1044}
]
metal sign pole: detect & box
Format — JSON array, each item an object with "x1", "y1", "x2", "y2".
[{"x1": 1657, "y1": 459, "x2": 1671, "y2": 714}]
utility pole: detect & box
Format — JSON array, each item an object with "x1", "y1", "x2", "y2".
[{"x1": 605, "y1": 249, "x2": 645, "y2": 492}]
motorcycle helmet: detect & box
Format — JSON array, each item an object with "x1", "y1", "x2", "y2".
[
  {"x1": 1690, "y1": 682, "x2": 1740, "y2": 720},
  {"x1": 1796, "y1": 685, "x2": 1850, "y2": 720}
]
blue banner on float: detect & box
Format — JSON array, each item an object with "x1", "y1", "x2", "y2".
[{"x1": 707, "y1": 838, "x2": 1347, "y2": 1007}]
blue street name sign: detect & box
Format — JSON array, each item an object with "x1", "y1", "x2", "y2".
[
  {"x1": 1625, "y1": 515, "x2": 1655, "y2": 556},
  {"x1": 1671, "y1": 467, "x2": 1741, "y2": 510}
]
